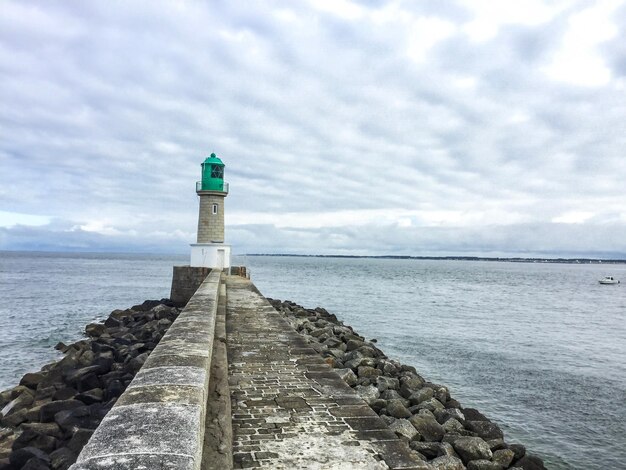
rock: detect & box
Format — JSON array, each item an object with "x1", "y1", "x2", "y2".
[
  {"x1": 127, "y1": 352, "x2": 149, "y2": 373},
  {"x1": 486, "y1": 439, "x2": 506, "y2": 451},
  {"x1": 39, "y1": 400, "x2": 85, "y2": 422},
  {"x1": 370, "y1": 399, "x2": 386, "y2": 413},
  {"x1": 513, "y1": 454, "x2": 546, "y2": 470},
  {"x1": 21, "y1": 457, "x2": 51, "y2": 470},
  {"x1": 389, "y1": 419, "x2": 419, "y2": 441},
  {"x1": 414, "y1": 397, "x2": 445, "y2": 412},
  {"x1": 435, "y1": 408, "x2": 465, "y2": 425},
  {"x1": 493, "y1": 449, "x2": 515, "y2": 468},
  {"x1": 54, "y1": 406, "x2": 91, "y2": 431},
  {"x1": 386, "y1": 399, "x2": 412, "y2": 419},
  {"x1": 408, "y1": 387, "x2": 434, "y2": 405},
  {"x1": 399, "y1": 376, "x2": 425, "y2": 398},
  {"x1": 465, "y1": 420, "x2": 503, "y2": 439},
  {"x1": 12, "y1": 429, "x2": 57, "y2": 453},
  {"x1": 379, "y1": 390, "x2": 403, "y2": 401},
  {"x1": 376, "y1": 376, "x2": 399, "y2": 392},
  {"x1": 463, "y1": 408, "x2": 490, "y2": 422},
  {"x1": 50, "y1": 447, "x2": 77, "y2": 470},
  {"x1": 53, "y1": 387, "x2": 78, "y2": 401},
  {"x1": 85, "y1": 323, "x2": 107, "y2": 337},
  {"x1": 508, "y1": 444, "x2": 526, "y2": 461},
  {"x1": 335, "y1": 369, "x2": 358, "y2": 387},
  {"x1": 443, "y1": 418, "x2": 465, "y2": 433},
  {"x1": 9, "y1": 447, "x2": 49, "y2": 468},
  {"x1": 1, "y1": 390, "x2": 34, "y2": 417},
  {"x1": 433, "y1": 386, "x2": 450, "y2": 404},
  {"x1": 355, "y1": 385, "x2": 379, "y2": 405},
  {"x1": 66, "y1": 428, "x2": 93, "y2": 454},
  {"x1": 452, "y1": 437, "x2": 493, "y2": 463},
  {"x1": 409, "y1": 441, "x2": 441, "y2": 459},
  {"x1": 408, "y1": 415, "x2": 445, "y2": 442},
  {"x1": 20, "y1": 423, "x2": 63, "y2": 439},
  {"x1": 0, "y1": 407, "x2": 29, "y2": 427},
  {"x1": 429, "y1": 455, "x2": 465, "y2": 470},
  {"x1": 467, "y1": 460, "x2": 503, "y2": 470},
  {"x1": 438, "y1": 442, "x2": 457, "y2": 458},
  {"x1": 356, "y1": 366, "x2": 380, "y2": 379},
  {"x1": 19, "y1": 373, "x2": 46, "y2": 390}
]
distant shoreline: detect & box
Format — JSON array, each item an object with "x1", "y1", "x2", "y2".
[{"x1": 246, "y1": 253, "x2": 626, "y2": 264}]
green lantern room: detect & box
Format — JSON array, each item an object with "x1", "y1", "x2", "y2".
[{"x1": 200, "y1": 153, "x2": 225, "y2": 191}]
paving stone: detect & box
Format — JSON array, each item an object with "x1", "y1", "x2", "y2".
[{"x1": 226, "y1": 276, "x2": 424, "y2": 469}]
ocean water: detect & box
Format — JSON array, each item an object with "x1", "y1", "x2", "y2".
[
  {"x1": 0, "y1": 251, "x2": 186, "y2": 391},
  {"x1": 1, "y1": 252, "x2": 625, "y2": 469}
]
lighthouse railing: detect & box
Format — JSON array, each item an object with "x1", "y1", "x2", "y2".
[{"x1": 196, "y1": 181, "x2": 229, "y2": 193}]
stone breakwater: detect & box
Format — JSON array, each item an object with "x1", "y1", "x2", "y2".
[
  {"x1": 269, "y1": 298, "x2": 548, "y2": 470},
  {"x1": 0, "y1": 299, "x2": 181, "y2": 470}
]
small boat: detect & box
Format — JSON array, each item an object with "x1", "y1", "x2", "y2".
[{"x1": 599, "y1": 276, "x2": 620, "y2": 285}]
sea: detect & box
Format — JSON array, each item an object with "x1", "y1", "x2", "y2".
[{"x1": 0, "y1": 251, "x2": 624, "y2": 469}]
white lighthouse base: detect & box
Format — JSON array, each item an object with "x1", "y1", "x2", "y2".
[{"x1": 190, "y1": 243, "x2": 231, "y2": 269}]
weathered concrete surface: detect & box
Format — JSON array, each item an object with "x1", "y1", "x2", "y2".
[
  {"x1": 170, "y1": 265, "x2": 211, "y2": 307},
  {"x1": 70, "y1": 270, "x2": 222, "y2": 470},
  {"x1": 226, "y1": 276, "x2": 426, "y2": 469},
  {"x1": 202, "y1": 278, "x2": 233, "y2": 469}
]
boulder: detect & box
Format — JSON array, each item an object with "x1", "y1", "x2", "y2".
[
  {"x1": 408, "y1": 415, "x2": 445, "y2": 442},
  {"x1": 39, "y1": 400, "x2": 85, "y2": 422},
  {"x1": 513, "y1": 454, "x2": 546, "y2": 470},
  {"x1": 386, "y1": 399, "x2": 412, "y2": 419},
  {"x1": 409, "y1": 441, "x2": 441, "y2": 459},
  {"x1": 462, "y1": 408, "x2": 490, "y2": 422},
  {"x1": 467, "y1": 460, "x2": 503, "y2": 470},
  {"x1": 66, "y1": 428, "x2": 94, "y2": 454},
  {"x1": 355, "y1": 385, "x2": 380, "y2": 405},
  {"x1": 493, "y1": 449, "x2": 515, "y2": 468},
  {"x1": 19, "y1": 373, "x2": 46, "y2": 390},
  {"x1": 12, "y1": 429, "x2": 57, "y2": 453},
  {"x1": 21, "y1": 457, "x2": 51, "y2": 470},
  {"x1": 408, "y1": 387, "x2": 434, "y2": 405},
  {"x1": 389, "y1": 419, "x2": 419, "y2": 441},
  {"x1": 54, "y1": 406, "x2": 91, "y2": 431},
  {"x1": 452, "y1": 437, "x2": 493, "y2": 463},
  {"x1": 49, "y1": 447, "x2": 77, "y2": 470},
  {"x1": 380, "y1": 390, "x2": 403, "y2": 401},
  {"x1": 429, "y1": 455, "x2": 465, "y2": 470},
  {"x1": 465, "y1": 420, "x2": 503, "y2": 440},
  {"x1": 376, "y1": 376, "x2": 399, "y2": 392},
  {"x1": 9, "y1": 447, "x2": 49, "y2": 468},
  {"x1": 20, "y1": 423, "x2": 63, "y2": 439},
  {"x1": 399, "y1": 376, "x2": 425, "y2": 398},
  {"x1": 435, "y1": 408, "x2": 465, "y2": 425},
  {"x1": 85, "y1": 323, "x2": 107, "y2": 337},
  {"x1": 508, "y1": 444, "x2": 526, "y2": 461},
  {"x1": 414, "y1": 397, "x2": 445, "y2": 412},
  {"x1": 335, "y1": 369, "x2": 358, "y2": 387},
  {"x1": 442, "y1": 418, "x2": 465, "y2": 434},
  {"x1": 356, "y1": 366, "x2": 381, "y2": 379}
]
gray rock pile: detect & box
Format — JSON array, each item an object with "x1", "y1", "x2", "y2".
[
  {"x1": 0, "y1": 299, "x2": 181, "y2": 470},
  {"x1": 269, "y1": 298, "x2": 546, "y2": 470}
]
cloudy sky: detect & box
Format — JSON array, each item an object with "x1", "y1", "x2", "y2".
[{"x1": 1, "y1": 0, "x2": 625, "y2": 257}]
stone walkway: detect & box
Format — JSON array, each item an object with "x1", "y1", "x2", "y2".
[{"x1": 226, "y1": 276, "x2": 426, "y2": 469}]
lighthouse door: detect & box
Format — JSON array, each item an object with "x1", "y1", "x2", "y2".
[{"x1": 216, "y1": 249, "x2": 225, "y2": 270}]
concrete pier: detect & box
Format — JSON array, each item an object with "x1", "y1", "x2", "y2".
[
  {"x1": 70, "y1": 272, "x2": 425, "y2": 469},
  {"x1": 226, "y1": 276, "x2": 424, "y2": 469}
]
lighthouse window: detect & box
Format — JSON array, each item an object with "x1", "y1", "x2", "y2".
[
  {"x1": 212, "y1": 204, "x2": 218, "y2": 214},
  {"x1": 211, "y1": 165, "x2": 223, "y2": 179}
]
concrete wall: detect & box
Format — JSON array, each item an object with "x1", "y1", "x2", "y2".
[
  {"x1": 170, "y1": 266, "x2": 211, "y2": 306},
  {"x1": 197, "y1": 194, "x2": 225, "y2": 243},
  {"x1": 70, "y1": 270, "x2": 222, "y2": 470}
]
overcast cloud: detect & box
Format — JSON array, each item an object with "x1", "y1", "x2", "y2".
[{"x1": 1, "y1": 0, "x2": 625, "y2": 257}]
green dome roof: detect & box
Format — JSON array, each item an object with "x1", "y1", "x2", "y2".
[{"x1": 202, "y1": 152, "x2": 224, "y2": 166}]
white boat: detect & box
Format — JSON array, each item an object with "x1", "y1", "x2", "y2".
[{"x1": 599, "y1": 276, "x2": 620, "y2": 285}]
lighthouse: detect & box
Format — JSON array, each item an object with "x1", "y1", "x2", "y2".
[{"x1": 189, "y1": 153, "x2": 231, "y2": 269}]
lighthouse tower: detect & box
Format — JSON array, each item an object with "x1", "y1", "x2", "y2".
[{"x1": 189, "y1": 153, "x2": 231, "y2": 269}]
